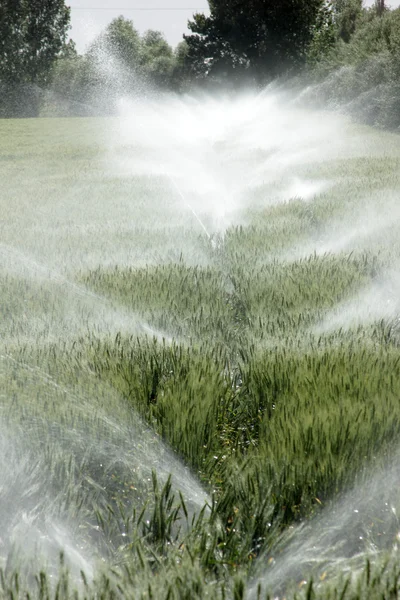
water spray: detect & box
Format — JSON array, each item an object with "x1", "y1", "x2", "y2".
[
  {"x1": 0, "y1": 243, "x2": 162, "y2": 340},
  {"x1": 164, "y1": 171, "x2": 211, "y2": 240}
]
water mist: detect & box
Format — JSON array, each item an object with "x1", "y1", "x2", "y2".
[{"x1": 3, "y1": 47, "x2": 400, "y2": 598}]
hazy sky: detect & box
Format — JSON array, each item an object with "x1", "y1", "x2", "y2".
[
  {"x1": 69, "y1": 0, "x2": 210, "y2": 53},
  {"x1": 69, "y1": 0, "x2": 400, "y2": 54}
]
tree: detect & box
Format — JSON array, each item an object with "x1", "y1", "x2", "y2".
[
  {"x1": 140, "y1": 30, "x2": 176, "y2": 88},
  {"x1": 0, "y1": 0, "x2": 71, "y2": 116},
  {"x1": 60, "y1": 39, "x2": 78, "y2": 60},
  {"x1": 0, "y1": 0, "x2": 26, "y2": 85},
  {"x1": 83, "y1": 16, "x2": 144, "y2": 105},
  {"x1": 87, "y1": 22, "x2": 180, "y2": 92},
  {"x1": 375, "y1": 0, "x2": 386, "y2": 16},
  {"x1": 184, "y1": 0, "x2": 326, "y2": 83},
  {"x1": 141, "y1": 30, "x2": 173, "y2": 63},
  {"x1": 45, "y1": 49, "x2": 91, "y2": 116},
  {"x1": 86, "y1": 16, "x2": 141, "y2": 72},
  {"x1": 333, "y1": 0, "x2": 363, "y2": 43},
  {"x1": 307, "y1": 0, "x2": 364, "y2": 65},
  {"x1": 172, "y1": 41, "x2": 191, "y2": 90},
  {"x1": 47, "y1": 19, "x2": 184, "y2": 115},
  {"x1": 0, "y1": 0, "x2": 71, "y2": 85}
]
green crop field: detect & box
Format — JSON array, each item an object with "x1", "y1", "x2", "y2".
[{"x1": 2, "y1": 95, "x2": 400, "y2": 599}]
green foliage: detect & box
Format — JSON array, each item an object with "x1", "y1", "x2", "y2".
[
  {"x1": 184, "y1": 0, "x2": 326, "y2": 83},
  {"x1": 333, "y1": 0, "x2": 363, "y2": 43},
  {"x1": 332, "y1": 8, "x2": 400, "y2": 64},
  {"x1": 305, "y1": 3, "x2": 400, "y2": 130},
  {"x1": 44, "y1": 18, "x2": 183, "y2": 115},
  {"x1": 72, "y1": 16, "x2": 144, "y2": 105},
  {"x1": 0, "y1": 0, "x2": 71, "y2": 117},
  {"x1": 304, "y1": 9, "x2": 400, "y2": 129},
  {"x1": 86, "y1": 15, "x2": 141, "y2": 72},
  {"x1": 141, "y1": 30, "x2": 173, "y2": 64},
  {"x1": 139, "y1": 31, "x2": 176, "y2": 89},
  {"x1": 307, "y1": 0, "x2": 364, "y2": 66},
  {"x1": 0, "y1": 0, "x2": 71, "y2": 85},
  {"x1": 44, "y1": 55, "x2": 88, "y2": 116},
  {"x1": 3, "y1": 113, "x2": 400, "y2": 598},
  {"x1": 0, "y1": 0, "x2": 29, "y2": 85}
]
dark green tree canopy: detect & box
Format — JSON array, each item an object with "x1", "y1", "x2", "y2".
[
  {"x1": 184, "y1": 0, "x2": 326, "y2": 83},
  {"x1": 333, "y1": 0, "x2": 363, "y2": 43},
  {"x1": 0, "y1": 0, "x2": 71, "y2": 85}
]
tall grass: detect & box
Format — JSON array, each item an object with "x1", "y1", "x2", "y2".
[{"x1": 2, "y1": 111, "x2": 400, "y2": 598}]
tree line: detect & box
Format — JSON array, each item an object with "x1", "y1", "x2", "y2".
[
  {"x1": 0, "y1": 1, "x2": 190, "y2": 117},
  {"x1": 42, "y1": 18, "x2": 190, "y2": 117},
  {"x1": 2, "y1": 0, "x2": 400, "y2": 124}
]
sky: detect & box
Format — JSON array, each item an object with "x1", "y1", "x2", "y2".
[
  {"x1": 69, "y1": 0, "x2": 400, "y2": 54},
  {"x1": 69, "y1": 0, "x2": 210, "y2": 53}
]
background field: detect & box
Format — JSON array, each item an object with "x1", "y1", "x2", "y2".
[{"x1": 2, "y1": 92, "x2": 400, "y2": 599}]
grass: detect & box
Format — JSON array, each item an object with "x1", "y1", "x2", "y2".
[{"x1": 2, "y1": 102, "x2": 400, "y2": 598}]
